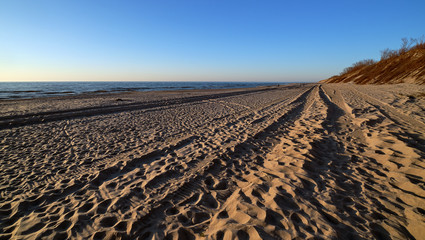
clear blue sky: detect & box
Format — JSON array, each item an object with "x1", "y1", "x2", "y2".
[{"x1": 1, "y1": 0, "x2": 424, "y2": 82}]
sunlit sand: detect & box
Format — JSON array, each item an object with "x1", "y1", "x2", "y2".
[{"x1": 1, "y1": 83, "x2": 425, "y2": 239}]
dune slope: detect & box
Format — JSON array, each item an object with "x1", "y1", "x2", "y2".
[{"x1": 321, "y1": 45, "x2": 425, "y2": 84}]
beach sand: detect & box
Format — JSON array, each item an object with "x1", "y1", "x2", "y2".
[{"x1": 1, "y1": 83, "x2": 425, "y2": 239}]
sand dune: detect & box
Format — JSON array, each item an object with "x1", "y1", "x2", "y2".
[
  {"x1": 320, "y1": 42, "x2": 425, "y2": 85},
  {"x1": 1, "y1": 83, "x2": 425, "y2": 239}
]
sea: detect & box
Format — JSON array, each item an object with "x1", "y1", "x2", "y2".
[{"x1": 0, "y1": 81, "x2": 290, "y2": 100}]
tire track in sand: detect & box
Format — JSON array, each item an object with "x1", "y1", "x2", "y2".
[
  {"x1": 0, "y1": 85, "x2": 315, "y2": 239},
  {"x1": 129, "y1": 86, "x2": 318, "y2": 239}
]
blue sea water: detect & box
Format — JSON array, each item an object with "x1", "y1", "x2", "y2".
[{"x1": 0, "y1": 81, "x2": 289, "y2": 100}]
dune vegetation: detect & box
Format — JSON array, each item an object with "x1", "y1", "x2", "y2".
[{"x1": 322, "y1": 38, "x2": 425, "y2": 84}]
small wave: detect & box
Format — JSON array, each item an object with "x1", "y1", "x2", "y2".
[
  {"x1": 0, "y1": 90, "x2": 42, "y2": 93},
  {"x1": 42, "y1": 91, "x2": 75, "y2": 95}
]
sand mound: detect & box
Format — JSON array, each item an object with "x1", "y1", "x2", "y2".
[{"x1": 321, "y1": 43, "x2": 425, "y2": 84}]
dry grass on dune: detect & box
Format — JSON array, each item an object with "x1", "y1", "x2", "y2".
[{"x1": 322, "y1": 37, "x2": 425, "y2": 84}]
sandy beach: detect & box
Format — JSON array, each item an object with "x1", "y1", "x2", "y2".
[{"x1": 1, "y1": 83, "x2": 425, "y2": 239}]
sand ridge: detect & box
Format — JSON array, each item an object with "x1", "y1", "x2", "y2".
[{"x1": 1, "y1": 83, "x2": 424, "y2": 239}]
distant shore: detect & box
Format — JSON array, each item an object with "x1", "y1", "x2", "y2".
[{"x1": 1, "y1": 83, "x2": 424, "y2": 239}]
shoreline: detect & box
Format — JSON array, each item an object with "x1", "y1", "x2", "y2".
[
  {"x1": 0, "y1": 81, "x2": 288, "y2": 101},
  {"x1": 1, "y1": 83, "x2": 424, "y2": 239},
  {"x1": 0, "y1": 84, "x2": 310, "y2": 127}
]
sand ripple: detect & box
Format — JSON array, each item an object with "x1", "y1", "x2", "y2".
[{"x1": 1, "y1": 84, "x2": 425, "y2": 239}]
